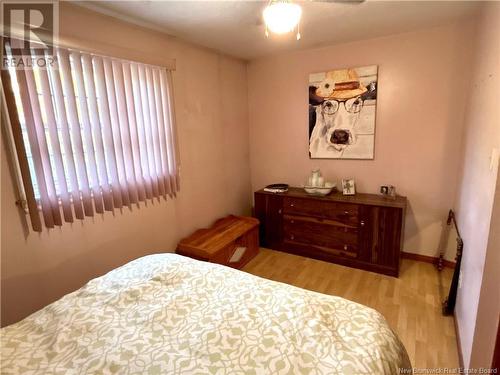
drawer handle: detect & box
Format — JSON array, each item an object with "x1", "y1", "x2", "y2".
[
  {"x1": 360, "y1": 220, "x2": 365, "y2": 227},
  {"x1": 291, "y1": 220, "x2": 294, "y2": 224},
  {"x1": 278, "y1": 209, "x2": 282, "y2": 214},
  {"x1": 344, "y1": 211, "x2": 349, "y2": 215},
  {"x1": 344, "y1": 245, "x2": 348, "y2": 251},
  {"x1": 290, "y1": 235, "x2": 295, "y2": 240},
  {"x1": 290, "y1": 203, "x2": 295, "y2": 207}
]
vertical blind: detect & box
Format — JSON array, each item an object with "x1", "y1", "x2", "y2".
[{"x1": 2, "y1": 42, "x2": 179, "y2": 232}]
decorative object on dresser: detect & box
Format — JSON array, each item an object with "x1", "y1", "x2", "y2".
[
  {"x1": 381, "y1": 185, "x2": 397, "y2": 198},
  {"x1": 342, "y1": 179, "x2": 356, "y2": 195},
  {"x1": 176, "y1": 215, "x2": 259, "y2": 270},
  {"x1": 264, "y1": 183, "x2": 289, "y2": 193},
  {"x1": 254, "y1": 187, "x2": 407, "y2": 277},
  {"x1": 304, "y1": 168, "x2": 336, "y2": 196}
]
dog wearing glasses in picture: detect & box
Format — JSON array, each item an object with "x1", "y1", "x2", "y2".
[{"x1": 309, "y1": 66, "x2": 378, "y2": 159}]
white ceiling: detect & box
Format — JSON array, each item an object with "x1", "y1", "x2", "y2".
[{"x1": 76, "y1": 1, "x2": 481, "y2": 60}]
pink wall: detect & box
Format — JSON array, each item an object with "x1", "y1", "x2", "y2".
[
  {"x1": 0, "y1": 3, "x2": 252, "y2": 326},
  {"x1": 454, "y1": 3, "x2": 500, "y2": 368},
  {"x1": 247, "y1": 22, "x2": 476, "y2": 260}
]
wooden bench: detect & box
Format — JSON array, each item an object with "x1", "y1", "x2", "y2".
[{"x1": 176, "y1": 215, "x2": 260, "y2": 269}]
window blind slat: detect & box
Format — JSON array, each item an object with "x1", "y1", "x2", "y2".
[
  {"x1": 145, "y1": 66, "x2": 166, "y2": 198},
  {"x1": 122, "y1": 62, "x2": 146, "y2": 202},
  {"x1": 92, "y1": 56, "x2": 123, "y2": 209},
  {"x1": 130, "y1": 63, "x2": 153, "y2": 200},
  {"x1": 138, "y1": 65, "x2": 160, "y2": 198},
  {"x1": 112, "y1": 59, "x2": 139, "y2": 205},
  {"x1": 38, "y1": 60, "x2": 73, "y2": 223},
  {"x1": 163, "y1": 70, "x2": 180, "y2": 191},
  {"x1": 25, "y1": 66, "x2": 63, "y2": 226},
  {"x1": 48, "y1": 51, "x2": 85, "y2": 220},
  {"x1": 81, "y1": 54, "x2": 114, "y2": 211},
  {"x1": 71, "y1": 51, "x2": 104, "y2": 214},
  {"x1": 16, "y1": 66, "x2": 56, "y2": 228},
  {"x1": 153, "y1": 69, "x2": 172, "y2": 196},
  {"x1": 159, "y1": 74, "x2": 176, "y2": 192},
  {"x1": 58, "y1": 49, "x2": 94, "y2": 217},
  {"x1": 103, "y1": 58, "x2": 131, "y2": 207}
]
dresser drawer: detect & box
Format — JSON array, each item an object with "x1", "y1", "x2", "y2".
[
  {"x1": 283, "y1": 197, "x2": 359, "y2": 227},
  {"x1": 283, "y1": 215, "x2": 358, "y2": 257},
  {"x1": 283, "y1": 238, "x2": 358, "y2": 259}
]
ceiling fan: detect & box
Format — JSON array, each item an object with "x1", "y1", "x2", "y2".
[{"x1": 263, "y1": 0, "x2": 366, "y2": 40}]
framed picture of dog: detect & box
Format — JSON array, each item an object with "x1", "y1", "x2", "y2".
[{"x1": 309, "y1": 65, "x2": 378, "y2": 159}]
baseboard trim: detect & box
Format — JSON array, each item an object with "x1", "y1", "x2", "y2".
[
  {"x1": 402, "y1": 252, "x2": 456, "y2": 269},
  {"x1": 454, "y1": 314, "x2": 464, "y2": 368}
]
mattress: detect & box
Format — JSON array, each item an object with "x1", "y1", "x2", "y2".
[{"x1": 1, "y1": 254, "x2": 411, "y2": 374}]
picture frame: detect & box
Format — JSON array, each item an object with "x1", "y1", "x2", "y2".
[
  {"x1": 309, "y1": 65, "x2": 378, "y2": 160},
  {"x1": 342, "y1": 179, "x2": 356, "y2": 195},
  {"x1": 380, "y1": 185, "x2": 397, "y2": 198}
]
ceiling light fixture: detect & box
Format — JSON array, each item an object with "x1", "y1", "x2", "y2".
[{"x1": 263, "y1": 1, "x2": 302, "y2": 40}]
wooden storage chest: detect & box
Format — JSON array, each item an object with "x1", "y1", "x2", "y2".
[{"x1": 176, "y1": 215, "x2": 260, "y2": 269}]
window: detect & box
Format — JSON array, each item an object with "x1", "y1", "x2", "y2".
[{"x1": 2, "y1": 42, "x2": 179, "y2": 231}]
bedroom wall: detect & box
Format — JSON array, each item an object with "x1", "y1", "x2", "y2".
[
  {"x1": 454, "y1": 2, "x2": 500, "y2": 368},
  {"x1": 247, "y1": 21, "x2": 476, "y2": 261},
  {"x1": 0, "y1": 3, "x2": 251, "y2": 326}
]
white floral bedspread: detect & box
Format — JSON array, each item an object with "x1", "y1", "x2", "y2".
[{"x1": 1, "y1": 254, "x2": 410, "y2": 374}]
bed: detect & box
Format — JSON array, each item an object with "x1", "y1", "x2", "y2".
[{"x1": 1, "y1": 254, "x2": 411, "y2": 374}]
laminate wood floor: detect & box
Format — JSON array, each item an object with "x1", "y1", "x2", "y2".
[{"x1": 242, "y1": 248, "x2": 458, "y2": 369}]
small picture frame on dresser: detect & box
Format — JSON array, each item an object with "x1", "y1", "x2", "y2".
[{"x1": 342, "y1": 179, "x2": 356, "y2": 195}]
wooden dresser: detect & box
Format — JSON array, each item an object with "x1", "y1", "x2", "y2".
[{"x1": 254, "y1": 188, "x2": 407, "y2": 277}]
